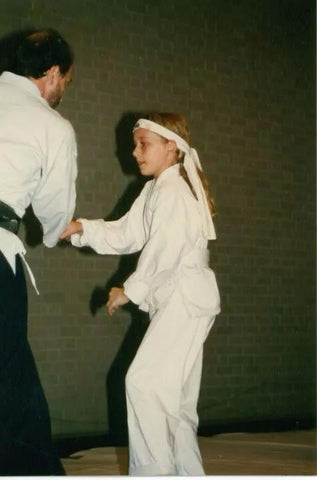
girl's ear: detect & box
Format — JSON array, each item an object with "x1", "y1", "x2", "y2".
[{"x1": 167, "y1": 140, "x2": 177, "y2": 152}]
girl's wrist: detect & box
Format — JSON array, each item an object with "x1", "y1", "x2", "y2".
[
  {"x1": 74, "y1": 219, "x2": 84, "y2": 235},
  {"x1": 77, "y1": 221, "x2": 83, "y2": 234}
]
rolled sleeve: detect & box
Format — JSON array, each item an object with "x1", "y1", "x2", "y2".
[
  {"x1": 123, "y1": 276, "x2": 150, "y2": 307},
  {"x1": 71, "y1": 219, "x2": 106, "y2": 249}
]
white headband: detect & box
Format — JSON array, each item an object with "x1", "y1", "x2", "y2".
[{"x1": 134, "y1": 119, "x2": 216, "y2": 240}]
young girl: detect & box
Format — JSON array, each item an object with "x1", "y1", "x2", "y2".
[{"x1": 60, "y1": 113, "x2": 221, "y2": 476}]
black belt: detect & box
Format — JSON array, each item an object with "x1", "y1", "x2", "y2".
[{"x1": 0, "y1": 200, "x2": 21, "y2": 234}]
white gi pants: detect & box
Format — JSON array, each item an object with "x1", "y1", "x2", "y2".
[{"x1": 125, "y1": 289, "x2": 215, "y2": 476}]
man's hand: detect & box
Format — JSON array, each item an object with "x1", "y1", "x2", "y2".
[
  {"x1": 59, "y1": 220, "x2": 83, "y2": 240},
  {"x1": 107, "y1": 287, "x2": 129, "y2": 316}
]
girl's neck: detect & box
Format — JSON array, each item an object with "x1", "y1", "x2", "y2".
[{"x1": 154, "y1": 162, "x2": 178, "y2": 180}]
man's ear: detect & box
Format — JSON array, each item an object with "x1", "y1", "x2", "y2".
[{"x1": 45, "y1": 65, "x2": 59, "y2": 82}]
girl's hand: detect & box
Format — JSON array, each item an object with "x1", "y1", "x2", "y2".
[
  {"x1": 59, "y1": 220, "x2": 83, "y2": 240},
  {"x1": 107, "y1": 287, "x2": 129, "y2": 316}
]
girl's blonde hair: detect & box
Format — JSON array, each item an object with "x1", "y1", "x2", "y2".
[{"x1": 148, "y1": 112, "x2": 216, "y2": 217}]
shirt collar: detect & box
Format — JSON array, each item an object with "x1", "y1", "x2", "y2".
[
  {"x1": 0, "y1": 71, "x2": 42, "y2": 99},
  {"x1": 155, "y1": 163, "x2": 179, "y2": 185}
]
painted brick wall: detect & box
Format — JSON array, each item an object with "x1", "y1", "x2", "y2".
[{"x1": 0, "y1": 0, "x2": 315, "y2": 438}]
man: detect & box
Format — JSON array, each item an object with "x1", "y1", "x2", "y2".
[{"x1": 0, "y1": 28, "x2": 77, "y2": 475}]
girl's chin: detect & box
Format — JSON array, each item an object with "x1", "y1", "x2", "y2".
[{"x1": 138, "y1": 167, "x2": 153, "y2": 178}]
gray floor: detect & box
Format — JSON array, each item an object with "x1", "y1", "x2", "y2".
[{"x1": 62, "y1": 429, "x2": 316, "y2": 476}]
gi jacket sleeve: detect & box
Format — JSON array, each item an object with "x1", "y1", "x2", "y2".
[
  {"x1": 71, "y1": 181, "x2": 152, "y2": 254},
  {"x1": 123, "y1": 181, "x2": 197, "y2": 308},
  {"x1": 32, "y1": 121, "x2": 78, "y2": 247}
]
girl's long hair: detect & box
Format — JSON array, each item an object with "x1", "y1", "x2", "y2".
[{"x1": 148, "y1": 112, "x2": 216, "y2": 217}]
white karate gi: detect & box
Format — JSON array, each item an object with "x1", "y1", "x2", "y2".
[
  {"x1": 72, "y1": 164, "x2": 221, "y2": 476},
  {"x1": 0, "y1": 71, "x2": 77, "y2": 475}
]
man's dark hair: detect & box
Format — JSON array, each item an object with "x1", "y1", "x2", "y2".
[{"x1": 14, "y1": 28, "x2": 74, "y2": 78}]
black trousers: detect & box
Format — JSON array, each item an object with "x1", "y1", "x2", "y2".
[{"x1": 0, "y1": 252, "x2": 64, "y2": 475}]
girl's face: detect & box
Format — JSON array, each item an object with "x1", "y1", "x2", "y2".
[{"x1": 133, "y1": 129, "x2": 177, "y2": 178}]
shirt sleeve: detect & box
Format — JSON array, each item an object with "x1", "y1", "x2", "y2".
[
  {"x1": 70, "y1": 182, "x2": 151, "y2": 254},
  {"x1": 31, "y1": 121, "x2": 78, "y2": 247},
  {"x1": 123, "y1": 182, "x2": 195, "y2": 306}
]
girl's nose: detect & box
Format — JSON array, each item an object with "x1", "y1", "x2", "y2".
[{"x1": 132, "y1": 146, "x2": 138, "y2": 158}]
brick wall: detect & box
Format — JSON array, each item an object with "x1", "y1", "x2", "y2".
[{"x1": 0, "y1": 0, "x2": 315, "y2": 437}]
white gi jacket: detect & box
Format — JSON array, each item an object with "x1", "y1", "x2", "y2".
[
  {"x1": 0, "y1": 72, "x2": 77, "y2": 277},
  {"x1": 72, "y1": 164, "x2": 220, "y2": 318}
]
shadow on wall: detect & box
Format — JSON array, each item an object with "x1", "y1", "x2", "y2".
[
  {"x1": 30, "y1": 109, "x2": 151, "y2": 444},
  {"x1": 96, "y1": 111, "x2": 150, "y2": 445},
  {"x1": 62, "y1": 111, "x2": 150, "y2": 444},
  {"x1": 90, "y1": 111, "x2": 148, "y2": 315},
  {"x1": 60, "y1": 111, "x2": 150, "y2": 444}
]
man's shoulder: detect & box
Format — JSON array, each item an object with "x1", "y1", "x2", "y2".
[
  {"x1": 0, "y1": 73, "x2": 73, "y2": 132},
  {"x1": 43, "y1": 106, "x2": 73, "y2": 129},
  {"x1": 30, "y1": 100, "x2": 74, "y2": 138}
]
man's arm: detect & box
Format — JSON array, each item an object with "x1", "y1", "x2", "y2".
[{"x1": 32, "y1": 121, "x2": 78, "y2": 247}]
